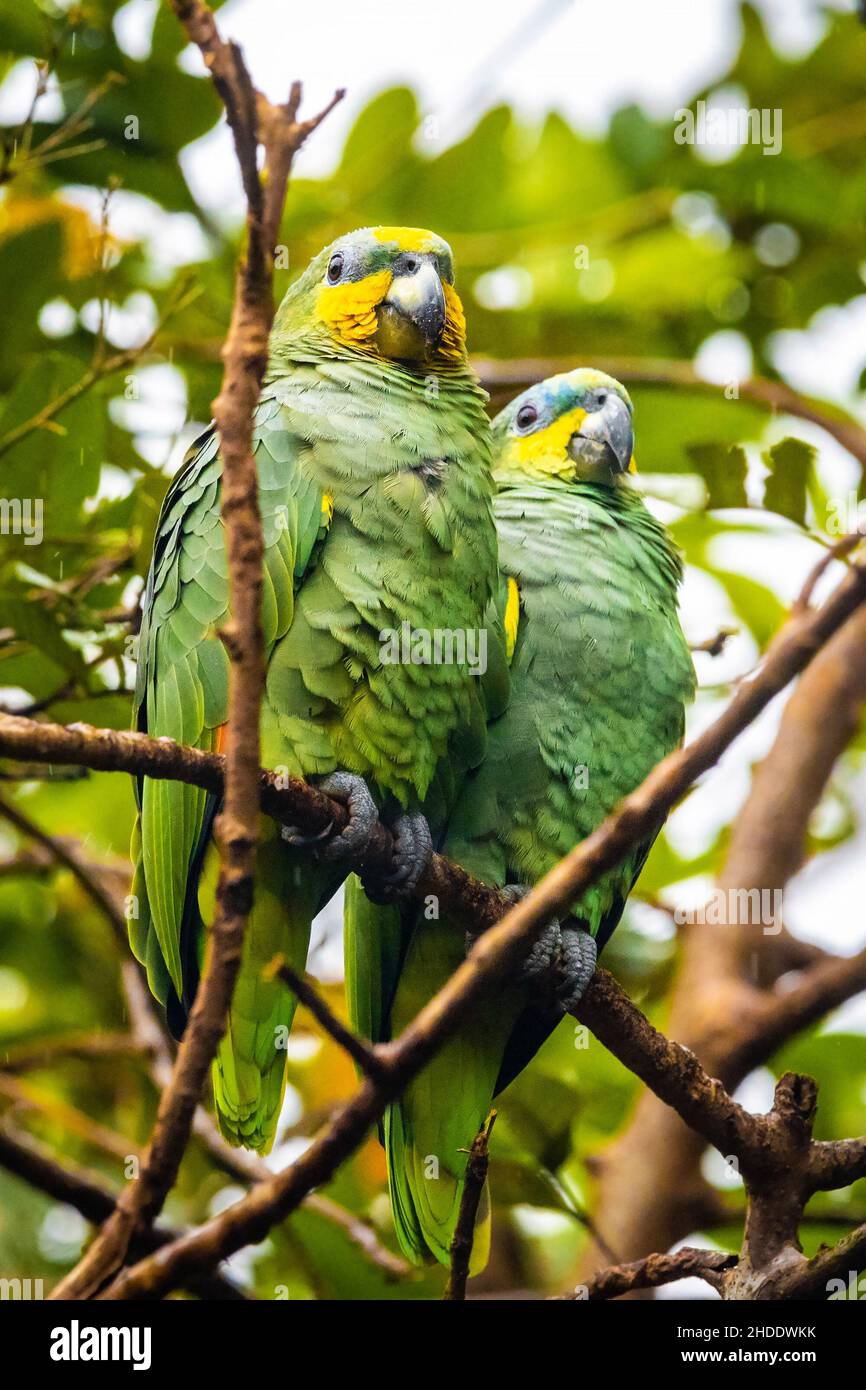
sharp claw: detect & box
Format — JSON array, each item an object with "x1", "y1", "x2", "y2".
[
  {"x1": 361, "y1": 811, "x2": 433, "y2": 903},
  {"x1": 282, "y1": 772, "x2": 379, "y2": 863}
]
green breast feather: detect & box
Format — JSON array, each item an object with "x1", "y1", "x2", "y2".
[{"x1": 130, "y1": 322, "x2": 496, "y2": 1150}]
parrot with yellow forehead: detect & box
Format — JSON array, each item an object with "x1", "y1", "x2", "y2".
[
  {"x1": 346, "y1": 368, "x2": 695, "y2": 1269},
  {"x1": 129, "y1": 227, "x2": 498, "y2": 1151}
]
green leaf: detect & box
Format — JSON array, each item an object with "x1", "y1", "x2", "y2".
[
  {"x1": 762, "y1": 437, "x2": 815, "y2": 525},
  {"x1": 689, "y1": 442, "x2": 749, "y2": 510},
  {"x1": 702, "y1": 566, "x2": 786, "y2": 648}
]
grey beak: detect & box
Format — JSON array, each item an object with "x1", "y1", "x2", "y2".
[
  {"x1": 568, "y1": 393, "x2": 634, "y2": 474},
  {"x1": 384, "y1": 259, "x2": 446, "y2": 347}
]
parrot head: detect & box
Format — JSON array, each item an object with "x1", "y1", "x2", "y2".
[
  {"x1": 272, "y1": 226, "x2": 467, "y2": 366},
  {"x1": 492, "y1": 368, "x2": 635, "y2": 486}
]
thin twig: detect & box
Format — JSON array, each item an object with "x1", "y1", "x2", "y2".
[
  {"x1": 267, "y1": 956, "x2": 388, "y2": 1083},
  {"x1": 0, "y1": 792, "x2": 127, "y2": 946},
  {"x1": 0, "y1": 282, "x2": 199, "y2": 462},
  {"x1": 444, "y1": 1111, "x2": 496, "y2": 1300}
]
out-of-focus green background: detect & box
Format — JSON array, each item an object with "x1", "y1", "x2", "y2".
[{"x1": 1, "y1": 0, "x2": 865, "y2": 1298}]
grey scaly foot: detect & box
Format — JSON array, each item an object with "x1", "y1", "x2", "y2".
[
  {"x1": 556, "y1": 925, "x2": 597, "y2": 1010},
  {"x1": 282, "y1": 772, "x2": 379, "y2": 863},
  {"x1": 476, "y1": 884, "x2": 597, "y2": 1009},
  {"x1": 361, "y1": 811, "x2": 433, "y2": 904}
]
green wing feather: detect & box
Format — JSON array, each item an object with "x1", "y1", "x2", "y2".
[{"x1": 130, "y1": 395, "x2": 324, "y2": 1008}]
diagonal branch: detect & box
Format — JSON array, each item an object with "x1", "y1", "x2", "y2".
[
  {"x1": 0, "y1": 1125, "x2": 248, "y2": 1300},
  {"x1": 2, "y1": 472, "x2": 865, "y2": 1294},
  {"x1": 266, "y1": 957, "x2": 388, "y2": 1083}
]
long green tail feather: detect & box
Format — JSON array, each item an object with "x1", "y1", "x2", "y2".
[
  {"x1": 383, "y1": 916, "x2": 516, "y2": 1268},
  {"x1": 198, "y1": 824, "x2": 323, "y2": 1153}
]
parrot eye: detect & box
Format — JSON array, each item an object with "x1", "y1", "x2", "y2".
[
  {"x1": 326, "y1": 253, "x2": 344, "y2": 284},
  {"x1": 515, "y1": 404, "x2": 539, "y2": 432}
]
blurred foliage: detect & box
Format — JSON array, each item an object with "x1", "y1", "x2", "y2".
[{"x1": 0, "y1": 0, "x2": 865, "y2": 1298}]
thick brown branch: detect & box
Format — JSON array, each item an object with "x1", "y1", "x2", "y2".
[
  {"x1": 808, "y1": 1136, "x2": 866, "y2": 1194},
  {"x1": 755, "y1": 1220, "x2": 866, "y2": 1301},
  {"x1": 573, "y1": 971, "x2": 768, "y2": 1166},
  {"x1": 0, "y1": 711, "x2": 511, "y2": 934},
  {"x1": 555, "y1": 1248, "x2": 737, "y2": 1301}
]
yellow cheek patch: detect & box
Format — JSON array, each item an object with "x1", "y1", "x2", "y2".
[
  {"x1": 504, "y1": 576, "x2": 520, "y2": 661},
  {"x1": 515, "y1": 407, "x2": 587, "y2": 472},
  {"x1": 629, "y1": 454, "x2": 638, "y2": 474},
  {"x1": 316, "y1": 270, "x2": 392, "y2": 347},
  {"x1": 371, "y1": 226, "x2": 438, "y2": 253},
  {"x1": 438, "y1": 282, "x2": 467, "y2": 362}
]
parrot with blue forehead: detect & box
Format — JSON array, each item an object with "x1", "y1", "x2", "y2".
[
  {"x1": 345, "y1": 368, "x2": 696, "y2": 1269},
  {"x1": 129, "y1": 226, "x2": 498, "y2": 1151}
]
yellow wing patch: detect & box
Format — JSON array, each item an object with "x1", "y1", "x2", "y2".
[
  {"x1": 316, "y1": 270, "x2": 392, "y2": 348},
  {"x1": 371, "y1": 226, "x2": 439, "y2": 253},
  {"x1": 504, "y1": 577, "x2": 520, "y2": 661},
  {"x1": 321, "y1": 491, "x2": 334, "y2": 526}
]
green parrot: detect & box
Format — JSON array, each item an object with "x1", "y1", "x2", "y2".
[
  {"x1": 345, "y1": 368, "x2": 696, "y2": 1269},
  {"x1": 129, "y1": 226, "x2": 498, "y2": 1152}
]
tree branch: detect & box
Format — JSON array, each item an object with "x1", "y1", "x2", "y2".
[
  {"x1": 0, "y1": 560, "x2": 862, "y2": 1298},
  {"x1": 0, "y1": 1125, "x2": 248, "y2": 1300},
  {"x1": 444, "y1": 1111, "x2": 496, "y2": 1301},
  {"x1": 50, "y1": 0, "x2": 343, "y2": 1300},
  {"x1": 556, "y1": 1248, "x2": 737, "y2": 1301}
]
